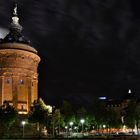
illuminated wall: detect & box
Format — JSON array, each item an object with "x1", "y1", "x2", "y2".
[{"x1": 0, "y1": 43, "x2": 40, "y2": 114}]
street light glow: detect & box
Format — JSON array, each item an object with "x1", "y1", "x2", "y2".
[
  {"x1": 22, "y1": 121, "x2": 26, "y2": 125},
  {"x1": 74, "y1": 126, "x2": 77, "y2": 129},
  {"x1": 80, "y1": 119, "x2": 85, "y2": 124},
  {"x1": 103, "y1": 124, "x2": 106, "y2": 128},
  {"x1": 80, "y1": 119, "x2": 85, "y2": 133},
  {"x1": 21, "y1": 121, "x2": 26, "y2": 138},
  {"x1": 69, "y1": 122, "x2": 73, "y2": 126}
]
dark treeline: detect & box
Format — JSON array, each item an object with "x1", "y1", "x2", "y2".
[{"x1": 0, "y1": 98, "x2": 140, "y2": 138}]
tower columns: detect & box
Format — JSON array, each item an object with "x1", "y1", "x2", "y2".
[
  {"x1": 12, "y1": 76, "x2": 18, "y2": 109},
  {"x1": 0, "y1": 76, "x2": 4, "y2": 105},
  {"x1": 27, "y1": 77, "x2": 32, "y2": 112}
]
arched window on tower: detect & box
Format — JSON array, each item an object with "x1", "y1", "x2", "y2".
[
  {"x1": 21, "y1": 105, "x2": 24, "y2": 110},
  {"x1": 20, "y1": 79, "x2": 24, "y2": 85},
  {"x1": 7, "y1": 79, "x2": 10, "y2": 85}
]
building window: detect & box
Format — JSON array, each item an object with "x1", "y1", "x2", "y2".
[
  {"x1": 20, "y1": 80, "x2": 24, "y2": 85},
  {"x1": 9, "y1": 103, "x2": 13, "y2": 106},
  {"x1": 21, "y1": 105, "x2": 24, "y2": 110},
  {"x1": 7, "y1": 79, "x2": 10, "y2": 85}
]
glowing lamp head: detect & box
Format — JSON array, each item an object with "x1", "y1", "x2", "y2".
[
  {"x1": 80, "y1": 119, "x2": 85, "y2": 124},
  {"x1": 103, "y1": 124, "x2": 106, "y2": 128},
  {"x1": 69, "y1": 122, "x2": 73, "y2": 126},
  {"x1": 21, "y1": 121, "x2": 26, "y2": 126},
  {"x1": 74, "y1": 126, "x2": 77, "y2": 129}
]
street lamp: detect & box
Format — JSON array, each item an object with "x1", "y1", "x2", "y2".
[
  {"x1": 65, "y1": 126, "x2": 68, "y2": 137},
  {"x1": 103, "y1": 124, "x2": 106, "y2": 134},
  {"x1": 103, "y1": 124, "x2": 106, "y2": 128},
  {"x1": 65, "y1": 126, "x2": 68, "y2": 130},
  {"x1": 65, "y1": 126, "x2": 68, "y2": 133},
  {"x1": 21, "y1": 121, "x2": 26, "y2": 138},
  {"x1": 69, "y1": 122, "x2": 73, "y2": 126},
  {"x1": 74, "y1": 126, "x2": 78, "y2": 133},
  {"x1": 80, "y1": 119, "x2": 85, "y2": 132},
  {"x1": 69, "y1": 122, "x2": 73, "y2": 133}
]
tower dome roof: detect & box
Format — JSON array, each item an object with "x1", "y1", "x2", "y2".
[{"x1": 0, "y1": 4, "x2": 37, "y2": 54}]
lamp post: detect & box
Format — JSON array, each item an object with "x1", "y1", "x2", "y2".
[
  {"x1": 52, "y1": 106, "x2": 55, "y2": 137},
  {"x1": 21, "y1": 121, "x2": 26, "y2": 138},
  {"x1": 69, "y1": 122, "x2": 73, "y2": 133},
  {"x1": 65, "y1": 126, "x2": 68, "y2": 138},
  {"x1": 103, "y1": 124, "x2": 106, "y2": 128},
  {"x1": 103, "y1": 124, "x2": 106, "y2": 134},
  {"x1": 65, "y1": 126, "x2": 68, "y2": 132},
  {"x1": 74, "y1": 126, "x2": 78, "y2": 133},
  {"x1": 80, "y1": 119, "x2": 85, "y2": 133}
]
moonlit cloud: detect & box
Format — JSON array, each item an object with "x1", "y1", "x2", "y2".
[{"x1": 0, "y1": 28, "x2": 8, "y2": 39}]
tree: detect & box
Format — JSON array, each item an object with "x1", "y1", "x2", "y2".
[
  {"x1": 76, "y1": 107, "x2": 89, "y2": 131},
  {"x1": 91, "y1": 99, "x2": 120, "y2": 132},
  {"x1": 28, "y1": 98, "x2": 50, "y2": 136},
  {"x1": 0, "y1": 101, "x2": 17, "y2": 137},
  {"x1": 124, "y1": 101, "x2": 140, "y2": 134},
  {"x1": 76, "y1": 107, "x2": 87, "y2": 119},
  {"x1": 135, "y1": 103, "x2": 140, "y2": 133},
  {"x1": 91, "y1": 99, "x2": 107, "y2": 130},
  {"x1": 60, "y1": 100, "x2": 74, "y2": 124},
  {"x1": 51, "y1": 109, "x2": 64, "y2": 136},
  {"x1": 87, "y1": 114, "x2": 96, "y2": 130},
  {"x1": 105, "y1": 108, "x2": 121, "y2": 133},
  {"x1": 124, "y1": 101, "x2": 136, "y2": 130}
]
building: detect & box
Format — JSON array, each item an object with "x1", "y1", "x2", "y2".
[
  {"x1": 106, "y1": 89, "x2": 137, "y2": 119},
  {"x1": 0, "y1": 5, "x2": 40, "y2": 114}
]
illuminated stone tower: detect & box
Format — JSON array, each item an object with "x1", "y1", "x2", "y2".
[{"x1": 0, "y1": 4, "x2": 40, "y2": 114}]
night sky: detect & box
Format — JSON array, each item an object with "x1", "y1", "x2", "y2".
[{"x1": 0, "y1": 0, "x2": 140, "y2": 106}]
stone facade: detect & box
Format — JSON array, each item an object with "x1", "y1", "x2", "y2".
[{"x1": 0, "y1": 43, "x2": 40, "y2": 114}]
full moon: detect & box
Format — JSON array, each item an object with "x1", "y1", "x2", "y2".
[{"x1": 0, "y1": 28, "x2": 8, "y2": 38}]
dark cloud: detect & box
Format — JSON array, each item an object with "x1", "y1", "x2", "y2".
[{"x1": 0, "y1": 0, "x2": 140, "y2": 106}]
